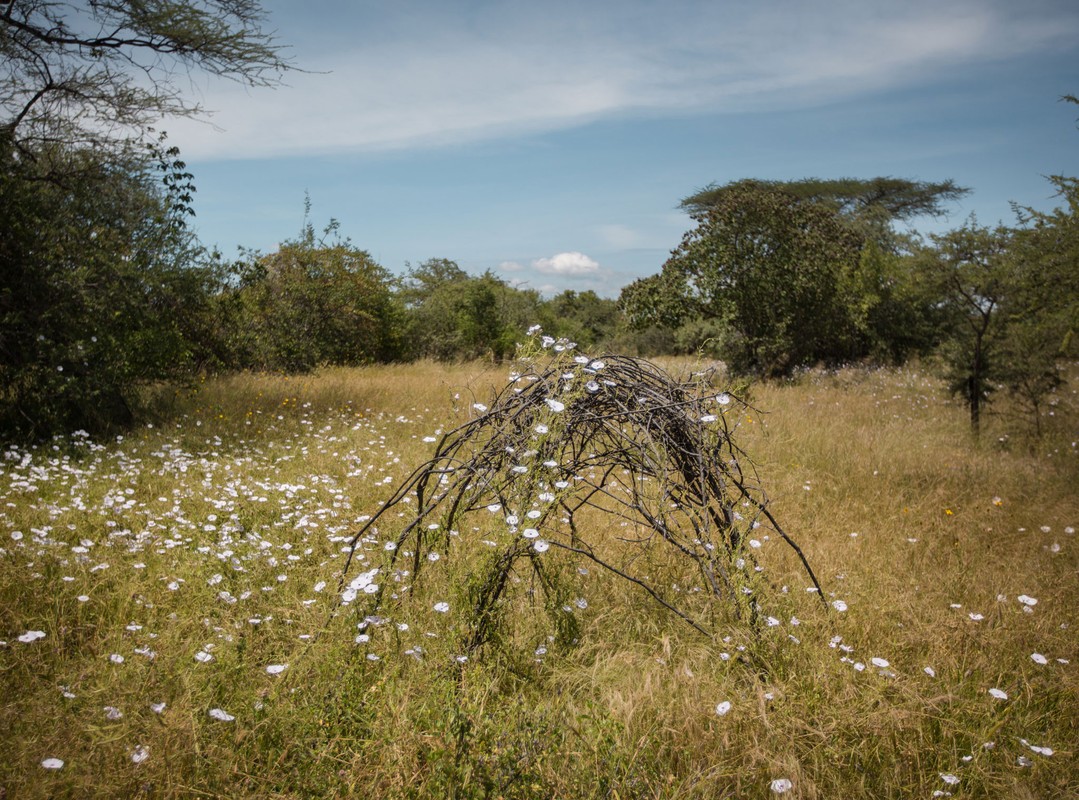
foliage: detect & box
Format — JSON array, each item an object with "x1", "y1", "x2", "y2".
[
  {"x1": 682, "y1": 176, "x2": 968, "y2": 226},
  {"x1": 1, "y1": 0, "x2": 289, "y2": 168},
  {"x1": 0, "y1": 134, "x2": 226, "y2": 437},
  {"x1": 918, "y1": 175, "x2": 1079, "y2": 435},
  {"x1": 625, "y1": 180, "x2": 869, "y2": 377},
  {"x1": 914, "y1": 220, "x2": 1013, "y2": 434},
  {"x1": 230, "y1": 219, "x2": 403, "y2": 372},
  {"x1": 0, "y1": 1, "x2": 289, "y2": 439},
  {"x1": 541, "y1": 289, "x2": 620, "y2": 349},
  {"x1": 998, "y1": 176, "x2": 1079, "y2": 433},
  {"x1": 399, "y1": 258, "x2": 545, "y2": 361}
]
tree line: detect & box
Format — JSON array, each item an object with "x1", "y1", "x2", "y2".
[
  {"x1": 621, "y1": 164, "x2": 1079, "y2": 435},
  {"x1": 1, "y1": 2, "x2": 1076, "y2": 440}
]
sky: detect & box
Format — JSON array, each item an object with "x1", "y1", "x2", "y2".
[{"x1": 166, "y1": 0, "x2": 1079, "y2": 298}]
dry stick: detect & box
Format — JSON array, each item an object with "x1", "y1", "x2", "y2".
[{"x1": 550, "y1": 541, "x2": 711, "y2": 637}]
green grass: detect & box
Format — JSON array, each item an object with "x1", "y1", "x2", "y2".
[{"x1": 1, "y1": 360, "x2": 1076, "y2": 798}]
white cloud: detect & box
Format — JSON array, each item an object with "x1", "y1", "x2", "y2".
[
  {"x1": 165, "y1": 0, "x2": 1079, "y2": 160},
  {"x1": 532, "y1": 252, "x2": 600, "y2": 276}
]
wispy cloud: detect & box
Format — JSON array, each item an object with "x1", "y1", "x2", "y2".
[{"x1": 167, "y1": 0, "x2": 1079, "y2": 160}]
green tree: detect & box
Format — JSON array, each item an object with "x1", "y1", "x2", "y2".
[
  {"x1": 914, "y1": 220, "x2": 1013, "y2": 434},
  {"x1": 232, "y1": 219, "x2": 402, "y2": 372},
  {"x1": 625, "y1": 180, "x2": 866, "y2": 376},
  {"x1": 0, "y1": 135, "x2": 227, "y2": 436},
  {"x1": 400, "y1": 260, "x2": 544, "y2": 361},
  {"x1": 623, "y1": 178, "x2": 964, "y2": 373},
  {"x1": 542, "y1": 290, "x2": 619, "y2": 349},
  {"x1": 1, "y1": 1, "x2": 290, "y2": 438},
  {"x1": 998, "y1": 175, "x2": 1079, "y2": 434},
  {"x1": 682, "y1": 177, "x2": 968, "y2": 246}
]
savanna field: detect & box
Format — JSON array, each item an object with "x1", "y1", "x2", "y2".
[{"x1": 1, "y1": 358, "x2": 1077, "y2": 799}]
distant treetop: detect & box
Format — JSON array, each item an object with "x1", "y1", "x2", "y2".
[{"x1": 681, "y1": 177, "x2": 969, "y2": 223}]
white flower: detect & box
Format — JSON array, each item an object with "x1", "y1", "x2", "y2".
[
  {"x1": 341, "y1": 568, "x2": 380, "y2": 604},
  {"x1": 988, "y1": 688, "x2": 1008, "y2": 700},
  {"x1": 545, "y1": 399, "x2": 565, "y2": 413},
  {"x1": 208, "y1": 708, "x2": 235, "y2": 722},
  {"x1": 715, "y1": 701, "x2": 732, "y2": 716},
  {"x1": 150, "y1": 702, "x2": 166, "y2": 714},
  {"x1": 194, "y1": 651, "x2": 213, "y2": 663},
  {"x1": 940, "y1": 773, "x2": 960, "y2": 785},
  {"x1": 1017, "y1": 594, "x2": 1038, "y2": 606},
  {"x1": 716, "y1": 393, "x2": 731, "y2": 405},
  {"x1": 770, "y1": 778, "x2": 793, "y2": 794},
  {"x1": 17, "y1": 630, "x2": 46, "y2": 643},
  {"x1": 472, "y1": 403, "x2": 487, "y2": 413},
  {"x1": 924, "y1": 666, "x2": 936, "y2": 677},
  {"x1": 831, "y1": 600, "x2": 847, "y2": 612},
  {"x1": 433, "y1": 601, "x2": 450, "y2": 613},
  {"x1": 41, "y1": 758, "x2": 64, "y2": 770},
  {"x1": 522, "y1": 528, "x2": 540, "y2": 539},
  {"x1": 534, "y1": 540, "x2": 550, "y2": 553},
  {"x1": 871, "y1": 657, "x2": 890, "y2": 668},
  {"x1": 131, "y1": 745, "x2": 149, "y2": 764},
  {"x1": 265, "y1": 664, "x2": 287, "y2": 675},
  {"x1": 1031, "y1": 653, "x2": 1048, "y2": 665}
]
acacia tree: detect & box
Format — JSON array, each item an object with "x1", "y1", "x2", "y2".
[
  {"x1": 2, "y1": 0, "x2": 289, "y2": 167},
  {"x1": 916, "y1": 221, "x2": 1013, "y2": 434},
  {"x1": 682, "y1": 177, "x2": 968, "y2": 245},
  {"x1": 623, "y1": 181, "x2": 866, "y2": 376},
  {"x1": 996, "y1": 176, "x2": 1079, "y2": 434}
]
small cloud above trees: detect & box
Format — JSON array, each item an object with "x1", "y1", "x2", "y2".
[{"x1": 532, "y1": 251, "x2": 600, "y2": 276}]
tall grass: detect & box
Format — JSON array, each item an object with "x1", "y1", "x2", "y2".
[{"x1": 1, "y1": 360, "x2": 1076, "y2": 798}]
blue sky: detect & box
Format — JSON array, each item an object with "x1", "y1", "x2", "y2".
[{"x1": 167, "y1": 0, "x2": 1079, "y2": 298}]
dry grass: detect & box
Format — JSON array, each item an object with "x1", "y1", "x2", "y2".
[{"x1": 1, "y1": 358, "x2": 1076, "y2": 798}]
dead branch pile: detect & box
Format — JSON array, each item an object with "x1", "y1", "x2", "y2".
[{"x1": 340, "y1": 337, "x2": 822, "y2": 655}]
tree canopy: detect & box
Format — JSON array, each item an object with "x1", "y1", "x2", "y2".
[
  {"x1": 1, "y1": 0, "x2": 290, "y2": 166},
  {"x1": 681, "y1": 177, "x2": 969, "y2": 226}
]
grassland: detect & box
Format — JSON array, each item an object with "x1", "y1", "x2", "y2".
[{"x1": 1, "y1": 358, "x2": 1076, "y2": 798}]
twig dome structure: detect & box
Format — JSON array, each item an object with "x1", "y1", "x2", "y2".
[{"x1": 339, "y1": 331, "x2": 823, "y2": 657}]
